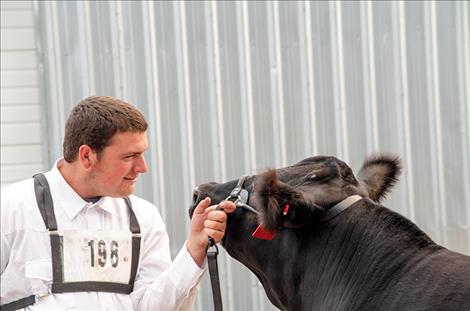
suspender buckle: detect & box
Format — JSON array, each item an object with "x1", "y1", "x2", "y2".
[
  {"x1": 48, "y1": 230, "x2": 59, "y2": 236},
  {"x1": 35, "y1": 292, "x2": 51, "y2": 302},
  {"x1": 132, "y1": 232, "x2": 141, "y2": 238}
]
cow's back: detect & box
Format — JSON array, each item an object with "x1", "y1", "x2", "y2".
[{"x1": 349, "y1": 247, "x2": 470, "y2": 311}]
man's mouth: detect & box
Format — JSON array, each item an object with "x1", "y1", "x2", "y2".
[{"x1": 124, "y1": 177, "x2": 137, "y2": 182}]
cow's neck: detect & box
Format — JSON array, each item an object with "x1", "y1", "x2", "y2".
[{"x1": 252, "y1": 199, "x2": 438, "y2": 310}]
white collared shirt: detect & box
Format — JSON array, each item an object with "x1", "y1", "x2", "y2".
[{"x1": 1, "y1": 159, "x2": 206, "y2": 310}]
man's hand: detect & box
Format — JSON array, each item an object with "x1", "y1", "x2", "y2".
[{"x1": 186, "y1": 198, "x2": 236, "y2": 267}]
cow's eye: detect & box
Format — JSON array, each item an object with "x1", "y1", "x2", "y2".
[
  {"x1": 308, "y1": 173, "x2": 322, "y2": 181},
  {"x1": 307, "y1": 168, "x2": 333, "y2": 182}
]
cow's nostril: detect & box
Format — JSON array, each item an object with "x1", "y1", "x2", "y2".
[{"x1": 192, "y1": 189, "x2": 199, "y2": 204}]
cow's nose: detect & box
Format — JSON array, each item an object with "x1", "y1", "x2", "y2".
[
  {"x1": 192, "y1": 188, "x2": 200, "y2": 204},
  {"x1": 189, "y1": 188, "x2": 200, "y2": 219}
]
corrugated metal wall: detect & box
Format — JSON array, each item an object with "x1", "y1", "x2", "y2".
[{"x1": 34, "y1": 1, "x2": 469, "y2": 310}]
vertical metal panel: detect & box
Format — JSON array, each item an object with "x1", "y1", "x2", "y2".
[
  {"x1": 310, "y1": 1, "x2": 338, "y2": 155},
  {"x1": 32, "y1": 1, "x2": 470, "y2": 310},
  {"x1": 341, "y1": 1, "x2": 369, "y2": 166},
  {"x1": 279, "y1": 2, "x2": 314, "y2": 165},
  {"x1": 435, "y1": 1, "x2": 469, "y2": 250}
]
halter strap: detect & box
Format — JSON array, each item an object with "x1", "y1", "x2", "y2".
[{"x1": 321, "y1": 195, "x2": 362, "y2": 223}]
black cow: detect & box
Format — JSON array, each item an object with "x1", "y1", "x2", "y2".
[{"x1": 190, "y1": 154, "x2": 470, "y2": 311}]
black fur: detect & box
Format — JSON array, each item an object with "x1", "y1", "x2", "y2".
[
  {"x1": 357, "y1": 153, "x2": 402, "y2": 202},
  {"x1": 189, "y1": 154, "x2": 469, "y2": 311}
]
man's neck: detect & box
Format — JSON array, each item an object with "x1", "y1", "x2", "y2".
[{"x1": 58, "y1": 160, "x2": 94, "y2": 200}]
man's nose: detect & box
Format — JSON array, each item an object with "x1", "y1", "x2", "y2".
[{"x1": 135, "y1": 155, "x2": 148, "y2": 173}]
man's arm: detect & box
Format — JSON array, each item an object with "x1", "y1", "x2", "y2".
[
  {"x1": 186, "y1": 198, "x2": 236, "y2": 266},
  {"x1": 129, "y1": 197, "x2": 235, "y2": 311}
]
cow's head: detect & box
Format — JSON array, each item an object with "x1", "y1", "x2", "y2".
[
  {"x1": 189, "y1": 154, "x2": 401, "y2": 309},
  {"x1": 190, "y1": 154, "x2": 401, "y2": 231}
]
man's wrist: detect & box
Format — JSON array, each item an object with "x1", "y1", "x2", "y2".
[{"x1": 186, "y1": 239, "x2": 206, "y2": 267}]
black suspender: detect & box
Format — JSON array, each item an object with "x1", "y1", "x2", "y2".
[
  {"x1": 33, "y1": 174, "x2": 63, "y2": 285},
  {"x1": 0, "y1": 295, "x2": 36, "y2": 311},
  {"x1": 0, "y1": 174, "x2": 142, "y2": 310},
  {"x1": 125, "y1": 197, "x2": 141, "y2": 288}
]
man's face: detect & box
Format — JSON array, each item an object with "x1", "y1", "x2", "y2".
[{"x1": 88, "y1": 131, "x2": 149, "y2": 198}]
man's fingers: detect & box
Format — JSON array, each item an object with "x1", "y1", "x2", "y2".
[
  {"x1": 218, "y1": 200, "x2": 236, "y2": 213},
  {"x1": 205, "y1": 228, "x2": 225, "y2": 244},
  {"x1": 204, "y1": 219, "x2": 227, "y2": 231},
  {"x1": 204, "y1": 200, "x2": 236, "y2": 214},
  {"x1": 193, "y1": 197, "x2": 211, "y2": 215},
  {"x1": 207, "y1": 210, "x2": 228, "y2": 222}
]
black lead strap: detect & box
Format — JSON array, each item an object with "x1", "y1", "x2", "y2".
[
  {"x1": 206, "y1": 175, "x2": 250, "y2": 311},
  {"x1": 206, "y1": 242, "x2": 223, "y2": 311},
  {"x1": 207, "y1": 203, "x2": 224, "y2": 311}
]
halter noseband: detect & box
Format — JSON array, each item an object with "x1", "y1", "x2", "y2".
[{"x1": 224, "y1": 175, "x2": 259, "y2": 215}]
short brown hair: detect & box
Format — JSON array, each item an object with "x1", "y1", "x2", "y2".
[{"x1": 63, "y1": 96, "x2": 148, "y2": 162}]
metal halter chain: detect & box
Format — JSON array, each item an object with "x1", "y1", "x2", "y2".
[
  {"x1": 206, "y1": 175, "x2": 257, "y2": 311},
  {"x1": 224, "y1": 175, "x2": 259, "y2": 215},
  {"x1": 207, "y1": 176, "x2": 258, "y2": 248}
]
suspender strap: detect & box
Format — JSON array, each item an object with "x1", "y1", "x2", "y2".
[
  {"x1": 30, "y1": 174, "x2": 141, "y2": 295},
  {"x1": 124, "y1": 197, "x2": 141, "y2": 289},
  {"x1": 52, "y1": 282, "x2": 133, "y2": 294},
  {"x1": 0, "y1": 295, "x2": 35, "y2": 311},
  {"x1": 0, "y1": 174, "x2": 54, "y2": 310},
  {"x1": 3, "y1": 175, "x2": 142, "y2": 309},
  {"x1": 33, "y1": 173, "x2": 58, "y2": 230},
  {"x1": 33, "y1": 174, "x2": 63, "y2": 283}
]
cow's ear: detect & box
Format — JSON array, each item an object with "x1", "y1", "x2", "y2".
[
  {"x1": 357, "y1": 154, "x2": 402, "y2": 202},
  {"x1": 252, "y1": 169, "x2": 323, "y2": 230}
]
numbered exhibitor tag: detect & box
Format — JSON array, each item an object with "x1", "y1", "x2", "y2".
[{"x1": 62, "y1": 230, "x2": 132, "y2": 284}]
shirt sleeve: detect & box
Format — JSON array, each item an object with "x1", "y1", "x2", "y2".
[
  {"x1": 0, "y1": 228, "x2": 10, "y2": 275},
  {"x1": 1, "y1": 188, "x2": 12, "y2": 275},
  {"x1": 129, "y1": 200, "x2": 207, "y2": 311}
]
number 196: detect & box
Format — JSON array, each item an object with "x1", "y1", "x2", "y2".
[{"x1": 88, "y1": 240, "x2": 119, "y2": 268}]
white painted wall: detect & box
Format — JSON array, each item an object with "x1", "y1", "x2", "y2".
[{"x1": 1, "y1": 0, "x2": 43, "y2": 188}]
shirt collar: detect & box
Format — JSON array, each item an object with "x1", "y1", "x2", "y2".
[
  {"x1": 47, "y1": 158, "x2": 119, "y2": 220},
  {"x1": 97, "y1": 197, "x2": 120, "y2": 217}
]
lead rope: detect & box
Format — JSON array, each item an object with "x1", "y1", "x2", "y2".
[
  {"x1": 205, "y1": 175, "x2": 255, "y2": 311},
  {"x1": 206, "y1": 236, "x2": 223, "y2": 311}
]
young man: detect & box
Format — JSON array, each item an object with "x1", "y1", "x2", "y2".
[{"x1": 0, "y1": 96, "x2": 235, "y2": 310}]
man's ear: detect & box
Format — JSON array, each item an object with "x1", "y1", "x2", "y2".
[{"x1": 78, "y1": 145, "x2": 94, "y2": 169}]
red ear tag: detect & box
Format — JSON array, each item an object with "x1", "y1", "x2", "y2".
[
  {"x1": 252, "y1": 225, "x2": 277, "y2": 240},
  {"x1": 282, "y1": 204, "x2": 290, "y2": 216}
]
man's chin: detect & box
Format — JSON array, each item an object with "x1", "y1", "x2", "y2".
[
  {"x1": 121, "y1": 187, "x2": 135, "y2": 197},
  {"x1": 109, "y1": 186, "x2": 135, "y2": 198}
]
